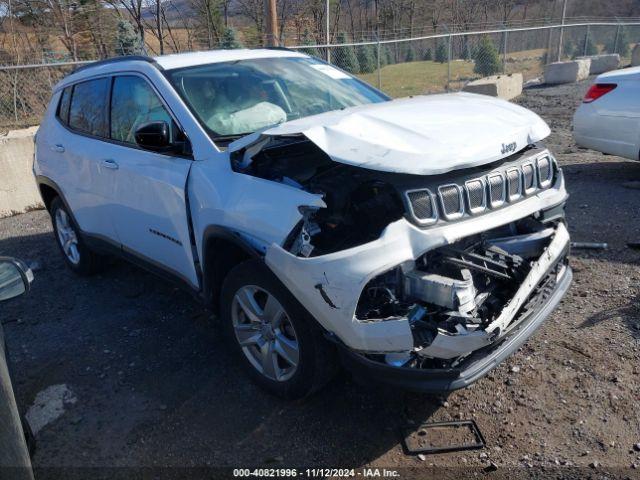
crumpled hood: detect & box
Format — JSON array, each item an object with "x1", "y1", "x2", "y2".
[{"x1": 257, "y1": 92, "x2": 550, "y2": 175}]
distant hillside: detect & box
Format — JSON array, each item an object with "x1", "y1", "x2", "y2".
[
  {"x1": 141, "y1": 0, "x2": 243, "y2": 24},
  {"x1": 141, "y1": 0, "x2": 196, "y2": 23}
]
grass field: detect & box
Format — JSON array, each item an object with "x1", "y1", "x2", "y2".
[
  {"x1": 357, "y1": 45, "x2": 634, "y2": 98},
  {"x1": 356, "y1": 48, "x2": 550, "y2": 98},
  {"x1": 357, "y1": 60, "x2": 475, "y2": 97}
]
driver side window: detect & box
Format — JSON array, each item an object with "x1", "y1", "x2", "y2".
[{"x1": 110, "y1": 75, "x2": 177, "y2": 145}]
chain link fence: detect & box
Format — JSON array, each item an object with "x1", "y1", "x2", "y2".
[
  {"x1": 0, "y1": 62, "x2": 84, "y2": 131},
  {"x1": 1, "y1": 21, "x2": 640, "y2": 131},
  {"x1": 291, "y1": 22, "x2": 640, "y2": 98}
]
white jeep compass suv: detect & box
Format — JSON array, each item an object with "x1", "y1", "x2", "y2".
[{"x1": 34, "y1": 49, "x2": 572, "y2": 398}]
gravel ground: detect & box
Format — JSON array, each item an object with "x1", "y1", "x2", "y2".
[{"x1": 2, "y1": 79, "x2": 640, "y2": 479}]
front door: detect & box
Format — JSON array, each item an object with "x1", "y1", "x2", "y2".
[{"x1": 102, "y1": 74, "x2": 199, "y2": 289}]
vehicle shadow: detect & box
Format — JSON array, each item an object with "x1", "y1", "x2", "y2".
[
  {"x1": 558, "y1": 158, "x2": 640, "y2": 340},
  {"x1": 580, "y1": 293, "x2": 640, "y2": 340},
  {"x1": 0, "y1": 226, "x2": 451, "y2": 474},
  {"x1": 561, "y1": 155, "x2": 640, "y2": 184},
  {"x1": 560, "y1": 157, "x2": 640, "y2": 249}
]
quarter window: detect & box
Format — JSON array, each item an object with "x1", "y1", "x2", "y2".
[
  {"x1": 110, "y1": 75, "x2": 176, "y2": 144},
  {"x1": 68, "y1": 78, "x2": 109, "y2": 137},
  {"x1": 57, "y1": 86, "x2": 72, "y2": 125}
]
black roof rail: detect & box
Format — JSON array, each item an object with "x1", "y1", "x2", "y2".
[
  {"x1": 264, "y1": 46, "x2": 296, "y2": 52},
  {"x1": 71, "y1": 55, "x2": 162, "y2": 75}
]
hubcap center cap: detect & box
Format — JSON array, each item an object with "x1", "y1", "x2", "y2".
[{"x1": 261, "y1": 323, "x2": 275, "y2": 340}]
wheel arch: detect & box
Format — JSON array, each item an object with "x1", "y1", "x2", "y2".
[
  {"x1": 35, "y1": 175, "x2": 89, "y2": 240},
  {"x1": 201, "y1": 225, "x2": 261, "y2": 313},
  {"x1": 36, "y1": 176, "x2": 67, "y2": 213},
  {"x1": 39, "y1": 183, "x2": 58, "y2": 212}
]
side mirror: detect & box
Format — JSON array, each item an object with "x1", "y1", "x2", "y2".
[
  {"x1": 0, "y1": 258, "x2": 32, "y2": 302},
  {"x1": 134, "y1": 121, "x2": 171, "y2": 151}
]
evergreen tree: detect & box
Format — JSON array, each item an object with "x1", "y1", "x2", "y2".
[
  {"x1": 334, "y1": 32, "x2": 360, "y2": 73},
  {"x1": 378, "y1": 45, "x2": 388, "y2": 67},
  {"x1": 299, "y1": 29, "x2": 318, "y2": 57},
  {"x1": 220, "y1": 27, "x2": 243, "y2": 49},
  {"x1": 405, "y1": 45, "x2": 416, "y2": 62},
  {"x1": 435, "y1": 41, "x2": 447, "y2": 63},
  {"x1": 115, "y1": 19, "x2": 143, "y2": 56},
  {"x1": 562, "y1": 39, "x2": 575, "y2": 59},
  {"x1": 473, "y1": 36, "x2": 501, "y2": 76},
  {"x1": 460, "y1": 40, "x2": 472, "y2": 60},
  {"x1": 384, "y1": 45, "x2": 394, "y2": 65},
  {"x1": 356, "y1": 43, "x2": 377, "y2": 73},
  {"x1": 584, "y1": 35, "x2": 598, "y2": 55},
  {"x1": 607, "y1": 27, "x2": 630, "y2": 57},
  {"x1": 423, "y1": 48, "x2": 432, "y2": 61},
  {"x1": 572, "y1": 34, "x2": 598, "y2": 58},
  {"x1": 619, "y1": 27, "x2": 631, "y2": 57}
]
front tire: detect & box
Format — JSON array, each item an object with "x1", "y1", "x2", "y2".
[
  {"x1": 50, "y1": 197, "x2": 103, "y2": 275},
  {"x1": 220, "y1": 259, "x2": 338, "y2": 399}
]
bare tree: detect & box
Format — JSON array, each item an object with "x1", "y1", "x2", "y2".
[
  {"x1": 493, "y1": 0, "x2": 517, "y2": 24},
  {"x1": 235, "y1": 0, "x2": 265, "y2": 42},
  {"x1": 189, "y1": 0, "x2": 224, "y2": 48}
]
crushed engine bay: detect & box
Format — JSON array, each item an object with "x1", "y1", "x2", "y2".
[
  {"x1": 355, "y1": 217, "x2": 568, "y2": 367},
  {"x1": 232, "y1": 135, "x2": 405, "y2": 256},
  {"x1": 232, "y1": 134, "x2": 558, "y2": 260},
  {"x1": 232, "y1": 132, "x2": 570, "y2": 365}
]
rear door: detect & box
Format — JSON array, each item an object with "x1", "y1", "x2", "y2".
[
  {"x1": 101, "y1": 74, "x2": 199, "y2": 288},
  {"x1": 41, "y1": 78, "x2": 119, "y2": 241}
]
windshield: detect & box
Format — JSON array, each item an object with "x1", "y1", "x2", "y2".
[{"x1": 166, "y1": 56, "x2": 389, "y2": 144}]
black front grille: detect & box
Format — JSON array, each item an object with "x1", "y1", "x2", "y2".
[
  {"x1": 403, "y1": 151, "x2": 557, "y2": 227},
  {"x1": 488, "y1": 174, "x2": 504, "y2": 204},
  {"x1": 439, "y1": 185, "x2": 462, "y2": 216},
  {"x1": 466, "y1": 179, "x2": 485, "y2": 210},
  {"x1": 407, "y1": 190, "x2": 435, "y2": 220}
]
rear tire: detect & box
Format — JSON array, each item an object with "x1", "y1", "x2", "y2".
[
  {"x1": 220, "y1": 259, "x2": 338, "y2": 399},
  {"x1": 50, "y1": 197, "x2": 104, "y2": 275}
]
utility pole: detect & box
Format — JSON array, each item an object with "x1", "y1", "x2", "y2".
[
  {"x1": 556, "y1": 0, "x2": 567, "y2": 61},
  {"x1": 264, "y1": 0, "x2": 279, "y2": 47},
  {"x1": 326, "y1": 0, "x2": 331, "y2": 62}
]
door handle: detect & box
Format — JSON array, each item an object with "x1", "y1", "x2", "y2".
[
  {"x1": 51, "y1": 144, "x2": 65, "y2": 153},
  {"x1": 101, "y1": 159, "x2": 119, "y2": 170}
]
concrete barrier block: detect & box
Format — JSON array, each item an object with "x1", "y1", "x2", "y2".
[
  {"x1": 577, "y1": 54, "x2": 620, "y2": 74},
  {"x1": 0, "y1": 126, "x2": 43, "y2": 218},
  {"x1": 632, "y1": 44, "x2": 640, "y2": 66},
  {"x1": 544, "y1": 59, "x2": 591, "y2": 84},
  {"x1": 462, "y1": 73, "x2": 523, "y2": 100}
]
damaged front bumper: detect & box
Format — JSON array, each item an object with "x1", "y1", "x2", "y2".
[
  {"x1": 413, "y1": 221, "x2": 570, "y2": 359},
  {"x1": 333, "y1": 262, "x2": 572, "y2": 393},
  {"x1": 264, "y1": 166, "x2": 571, "y2": 391},
  {"x1": 333, "y1": 266, "x2": 573, "y2": 393},
  {"x1": 266, "y1": 174, "x2": 569, "y2": 348}
]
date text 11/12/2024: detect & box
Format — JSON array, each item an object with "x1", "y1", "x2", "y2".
[{"x1": 233, "y1": 468, "x2": 401, "y2": 477}]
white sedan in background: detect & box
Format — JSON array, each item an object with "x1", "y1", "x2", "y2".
[{"x1": 573, "y1": 66, "x2": 640, "y2": 161}]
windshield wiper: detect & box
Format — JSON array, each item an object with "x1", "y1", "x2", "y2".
[
  {"x1": 212, "y1": 133, "x2": 250, "y2": 144},
  {"x1": 214, "y1": 133, "x2": 247, "y2": 141}
]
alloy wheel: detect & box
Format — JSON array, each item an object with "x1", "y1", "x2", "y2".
[
  {"x1": 55, "y1": 208, "x2": 80, "y2": 265},
  {"x1": 231, "y1": 285, "x2": 300, "y2": 382}
]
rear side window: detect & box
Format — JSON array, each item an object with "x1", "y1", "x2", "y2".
[
  {"x1": 68, "y1": 78, "x2": 109, "y2": 137},
  {"x1": 110, "y1": 75, "x2": 177, "y2": 144},
  {"x1": 57, "y1": 87, "x2": 72, "y2": 125}
]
